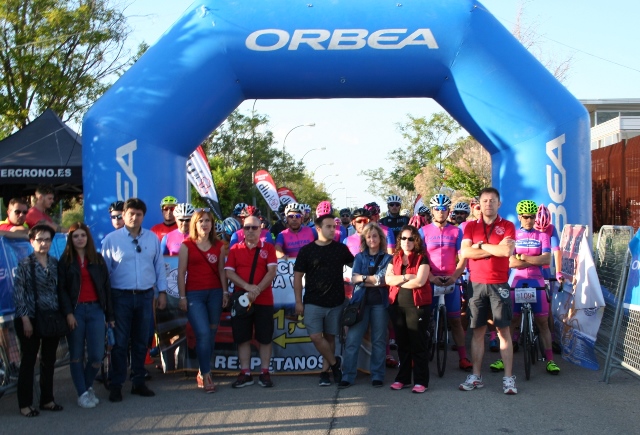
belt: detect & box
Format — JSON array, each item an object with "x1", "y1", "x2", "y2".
[
  {"x1": 112, "y1": 288, "x2": 153, "y2": 294},
  {"x1": 77, "y1": 301, "x2": 100, "y2": 305}
]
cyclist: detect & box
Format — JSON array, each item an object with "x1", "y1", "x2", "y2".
[
  {"x1": 222, "y1": 217, "x2": 241, "y2": 243},
  {"x1": 419, "y1": 194, "x2": 472, "y2": 371},
  {"x1": 275, "y1": 203, "x2": 316, "y2": 259},
  {"x1": 417, "y1": 205, "x2": 432, "y2": 225},
  {"x1": 339, "y1": 208, "x2": 355, "y2": 236},
  {"x1": 344, "y1": 208, "x2": 372, "y2": 256},
  {"x1": 161, "y1": 203, "x2": 195, "y2": 256},
  {"x1": 151, "y1": 196, "x2": 178, "y2": 240},
  {"x1": 451, "y1": 202, "x2": 471, "y2": 227},
  {"x1": 109, "y1": 201, "x2": 125, "y2": 230},
  {"x1": 301, "y1": 204, "x2": 314, "y2": 227},
  {"x1": 229, "y1": 205, "x2": 274, "y2": 248},
  {"x1": 380, "y1": 195, "x2": 410, "y2": 239},
  {"x1": 232, "y1": 202, "x2": 248, "y2": 226},
  {"x1": 364, "y1": 202, "x2": 395, "y2": 254}
]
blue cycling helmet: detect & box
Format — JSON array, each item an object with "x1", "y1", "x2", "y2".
[
  {"x1": 429, "y1": 194, "x2": 452, "y2": 208},
  {"x1": 232, "y1": 202, "x2": 248, "y2": 216},
  {"x1": 223, "y1": 217, "x2": 241, "y2": 236}
]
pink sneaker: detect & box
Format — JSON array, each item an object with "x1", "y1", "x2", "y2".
[
  {"x1": 412, "y1": 384, "x2": 427, "y2": 394},
  {"x1": 390, "y1": 382, "x2": 409, "y2": 390}
]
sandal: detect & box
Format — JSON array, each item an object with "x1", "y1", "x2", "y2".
[
  {"x1": 39, "y1": 402, "x2": 64, "y2": 411},
  {"x1": 20, "y1": 407, "x2": 40, "y2": 417},
  {"x1": 203, "y1": 373, "x2": 217, "y2": 394}
]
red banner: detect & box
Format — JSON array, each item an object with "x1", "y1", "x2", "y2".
[
  {"x1": 277, "y1": 186, "x2": 298, "y2": 205},
  {"x1": 254, "y1": 169, "x2": 280, "y2": 211}
]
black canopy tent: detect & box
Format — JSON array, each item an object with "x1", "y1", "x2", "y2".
[{"x1": 0, "y1": 109, "x2": 82, "y2": 203}]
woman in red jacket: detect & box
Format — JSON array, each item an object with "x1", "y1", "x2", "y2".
[{"x1": 385, "y1": 225, "x2": 431, "y2": 394}]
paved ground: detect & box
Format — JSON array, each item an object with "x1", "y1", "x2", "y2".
[{"x1": 0, "y1": 347, "x2": 638, "y2": 434}]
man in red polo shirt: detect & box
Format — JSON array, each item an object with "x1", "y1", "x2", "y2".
[
  {"x1": 225, "y1": 215, "x2": 277, "y2": 389},
  {"x1": 0, "y1": 198, "x2": 29, "y2": 239},
  {"x1": 25, "y1": 185, "x2": 62, "y2": 231},
  {"x1": 459, "y1": 187, "x2": 517, "y2": 395}
]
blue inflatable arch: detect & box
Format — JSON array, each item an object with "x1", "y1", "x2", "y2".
[{"x1": 83, "y1": 0, "x2": 590, "y2": 239}]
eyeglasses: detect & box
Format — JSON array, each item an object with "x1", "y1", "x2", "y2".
[
  {"x1": 432, "y1": 206, "x2": 448, "y2": 212},
  {"x1": 162, "y1": 206, "x2": 175, "y2": 211},
  {"x1": 111, "y1": 214, "x2": 123, "y2": 220},
  {"x1": 287, "y1": 214, "x2": 302, "y2": 220},
  {"x1": 178, "y1": 218, "x2": 191, "y2": 222},
  {"x1": 354, "y1": 218, "x2": 369, "y2": 224},
  {"x1": 243, "y1": 225, "x2": 259, "y2": 231},
  {"x1": 132, "y1": 239, "x2": 142, "y2": 253},
  {"x1": 13, "y1": 209, "x2": 28, "y2": 215},
  {"x1": 400, "y1": 236, "x2": 416, "y2": 242},
  {"x1": 340, "y1": 214, "x2": 351, "y2": 218},
  {"x1": 389, "y1": 203, "x2": 401, "y2": 207},
  {"x1": 195, "y1": 208, "x2": 211, "y2": 213},
  {"x1": 520, "y1": 215, "x2": 535, "y2": 220},
  {"x1": 34, "y1": 238, "x2": 52, "y2": 244}
]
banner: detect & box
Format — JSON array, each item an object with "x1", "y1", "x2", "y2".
[
  {"x1": 186, "y1": 145, "x2": 223, "y2": 220},
  {"x1": 413, "y1": 194, "x2": 424, "y2": 215},
  {"x1": 277, "y1": 186, "x2": 298, "y2": 205},
  {"x1": 254, "y1": 169, "x2": 280, "y2": 212},
  {"x1": 623, "y1": 228, "x2": 640, "y2": 311},
  {"x1": 553, "y1": 225, "x2": 605, "y2": 370}
]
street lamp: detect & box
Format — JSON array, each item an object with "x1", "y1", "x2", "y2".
[
  {"x1": 312, "y1": 162, "x2": 333, "y2": 175},
  {"x1": 331, "y1": 187, "x2": 346, "y2": 196},
  {"x1": 301, "y1": 147, "x2": 326, "y2": 161},
  {"x1": 326, "y1": 181, "x2": 342, "y2": 190},
  {"x1": 283, "y1": 123, "x2": 315, "y2": 154},
  {"x1": 320, "y1": 174, "x2": 338, "y2": 184}
]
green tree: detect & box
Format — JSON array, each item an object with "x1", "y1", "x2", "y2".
[
  {"x1": 443, "y1": 137, "x2": 491, "y2": 197},
  {"x1": 0, "y1": 0, "x2": 133, "y2": 136}
]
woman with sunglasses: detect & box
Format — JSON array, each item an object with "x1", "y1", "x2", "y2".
[
  {"x1": 58, "y1": 222, "x2": 113, "y2": 408},
  {"x1": 177, "y1": 208, "x2": 228, "y2": 392},
  {"x1": 385, "y1": 225, "x2": 431, "y2": 393}
]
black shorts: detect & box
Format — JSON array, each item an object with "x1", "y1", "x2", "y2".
[
  {"x1": 231, "y1": 304, "x2": 274, "y2": 345},
  {"x1": 467, "y1": 282, "x2": 512, "y2": 328}
]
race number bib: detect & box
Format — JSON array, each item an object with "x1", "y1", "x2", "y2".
[
  {"x1": 433, "y1": 285, "x2": 454, "y2": 296},
  {"x1": 514, "y1": 287, "x2": 537, "y2": 304}
]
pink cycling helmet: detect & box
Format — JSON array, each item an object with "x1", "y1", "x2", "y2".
[
  {"x1": 534, "y1": 204, "x2": 551, "y2": 231},
  {"x1": 316, "y1": 200, "x2": 333, "y2": 217}
]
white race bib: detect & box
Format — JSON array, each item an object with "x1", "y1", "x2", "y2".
[
  {"x1": 514, "y1": 287, "x2": 537, "y2": 304},
  {"x1": 433, "y1": 285, "x2": 454, "y2": 296}
]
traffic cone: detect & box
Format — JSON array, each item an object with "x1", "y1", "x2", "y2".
[{"x1": 145, "y1": 348, "x2": 153, "y2": 365}]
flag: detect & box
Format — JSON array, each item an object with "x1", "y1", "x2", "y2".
[
  {"x1": 277, "y1": 186, "x2": 298, "y2": 205},
  {"x1": 186, "y1": 146, "x2": 223, "y2": 220},
  {"x1": 254, "y1": 169, "x2": 280, "y2": 212},
  {"x1": 413, "y1": 194, "x2": 424, "y2": 215}
]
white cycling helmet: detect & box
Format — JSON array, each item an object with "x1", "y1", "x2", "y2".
[
  {"x1": 284, "y1": 203, "x2": 303, "y2": 214},
  {"x1": 429, "y1": 194, "x2": 452, "y2": 209},
  {"x1": 174, "y1": 203, "x2": 195, "y2": 218},
  {"x1": 387, "y1": 195, "x2": 402, "y2": 204},
  {"x1": 452, "y1": 202, "x2": 471, "y2": 214}
]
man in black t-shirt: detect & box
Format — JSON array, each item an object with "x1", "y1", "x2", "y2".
[{"x1": 294, "y1": 213, "x2": 354, "y2": 387}]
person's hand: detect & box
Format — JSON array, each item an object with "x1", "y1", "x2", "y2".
[
  {"x1": 22, "y1": 317, "x2": 33, "y2": 338},
  {"x1": 178, "y1": 298, "x2": 188, "y2": 312},
  {"x1": 157, "y1": 292, "x2": 167, "y2": 310},
  {"x1": 222, "y1": 293, "x2": 230, "y2": 308},
  {"x1": 67, "y1": 313, "x2": 77, "y2": 330},
  {"x1": 441, "y1": 276, "x2": 455, "y2": 286},
  {"x1": 500, "y1": 237, "x2": 516, "y2": 248},
  {"x1": 295, "y1": 301, "x2": 304, "y2": 317}
]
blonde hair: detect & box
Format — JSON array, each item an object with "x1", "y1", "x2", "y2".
[{"x1": 359, "y1": 222, "x2": 387, "y2": 253}]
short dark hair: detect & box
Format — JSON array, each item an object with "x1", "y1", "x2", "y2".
[
  {"x1": 479, "y1": 187, "x2": 500, "y2": 201},
  {"x1": 124, "y1": 198, "x2": 147, "y2": 215},
  {"x1": 7, "y1": 197, "x2": 28, "y2": 208},
  {"x1": 29, "y1": 224, "x2": 55, "y2": 240},
  {"x1": 314, "y1": 214, "x2": 335, "y2": 227},
  {"x1": 35, "y1": 185, "x2": 55, "y2": 196}
]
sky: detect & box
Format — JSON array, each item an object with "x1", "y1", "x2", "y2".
[{"x1": 122, "y1": 0, "x2": 640, "y2": 211}]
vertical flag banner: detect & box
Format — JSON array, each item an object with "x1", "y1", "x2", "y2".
[
  {"x1": 277, "y1": 187, "x2": 298, "y2": 205},
  {"x1": 413, "y1": 194, "x2": 424, "y2": 215},
  {"x1": 254, "y1": 169, "x2": 280, "y2": 212},
  {"x1": 553, "y1": 225, "x2": 605, "y2": 370},
  {"x1": 186, "y1": 146, "x2": 223, "y2": 220}
]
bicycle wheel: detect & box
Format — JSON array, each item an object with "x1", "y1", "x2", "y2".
[
  {"x1": 436, "y1": 305, "x2": 448, "y2": 377},
  {"x1": 428, "y1": 310, "x2": 436, "y2": 362},
  {"x1": 522, "y1": 310, "x2": 532, "y2": 380}
]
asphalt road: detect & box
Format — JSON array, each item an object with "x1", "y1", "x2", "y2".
[{"x1": 1, "y1": 347, "x2": 638, "y2": 434}]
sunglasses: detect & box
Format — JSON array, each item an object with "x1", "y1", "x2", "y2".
[
  {"x1": 243, "y1": 225, "x2": 259, "y2": 231},
  {"x1": 13, "y1": 209, "x2": 28, "y2": 215},
  {"x1": 195, "y1": 208, "x2": 211, "y2": 213},
  {"x1": 178, "y1": 218, "x2": 191, "y2": 222},
  {"x1": 162, "y1": 206, "x2": 175, "y2": 211},
  {"x1": 400, "y1": 236, "x2": 416, "y2": 242},
  {"x1": 520, "y1": 215, "x2": 535, "y2": 220},
  {"x1": 354, "y1": 218, "x2": 369, "y2": 224},
  {"x1": 111, "y1": 214, "x2": 123, "y2": 220},
  {"x1": 340, "y1": 214, "x2": 351, "y2": 218},
  {"x1": 473, "y1": 205, "x2": 481, "y2": 210},
  {"x1": 132, "y1": 239, "x2": 142, "y2": 253},
  {"x1": 389, "y1": 203, "x2": 401, "y2": 207},
  {"x1": 432, "y1": 206, "x2": 448, "y2": 212},
  {"x1": 287, "y1": 214, "x2": 302, "y2": 219},
  {"x1": 34, "y1": 237, "x2": 52, "y2": 244}
]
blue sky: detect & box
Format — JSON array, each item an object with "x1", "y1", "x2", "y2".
[{"x1": 124, "y1": 0, "x2": 640, "y2": 209}]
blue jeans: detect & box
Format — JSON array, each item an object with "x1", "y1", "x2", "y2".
[
  {"x1": 186, "y1": 289, "x2": 223, "y2": 374},
  {"x1": 68, "y1": 302, "x2": 106, "y2": 396},
  {"x1": 341, "y1": 304, "x2": 389, "y2": 384},
  {"x1": 111, "y1": 289, "x2": 153, "y2": 388}
]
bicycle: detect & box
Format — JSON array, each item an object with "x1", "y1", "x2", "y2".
[
  {"x1": 428, "y1": 280, "x2": 452, "y2": 378},
  {"x1": 513, "y1": 284, "x2": 547, "y2": 380}
]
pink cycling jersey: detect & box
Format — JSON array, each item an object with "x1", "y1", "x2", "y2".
[
  {"x1": 508, "y1": 227, "x2": 550, "y2": 288},
  {"x1": 161, "y1": 229, "x2": 189, "y2": 256},
  {"x1": 344, "y1": 233, "x2": 362, "y2": 256},
  {"x1": 419, "y1": 223, "x2": 462, "y2": 276},
  {"x1": 378, "y1": 222, "x2": 396, "y2": 250},
  {"x1": 275, "y1": 226, "x2": 315, "y2": 258}
]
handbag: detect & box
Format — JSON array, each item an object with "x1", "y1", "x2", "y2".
[
  {"x1": 30, "y1": 259, "x2": 69, "y2": 338},
  {"x1": 231, "y1": 246, "x2": 261, "y2": 318},
  {"x1": 341, "y1": 253, "x2": 385, "y2": 327}
]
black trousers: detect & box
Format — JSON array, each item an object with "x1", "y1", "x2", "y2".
[
  {"x1": 389, "y1": 304, "x2": 430, "y2": 387},
  {"x1": 14, "y1": 318, "x2": 60, "y2": 409}
]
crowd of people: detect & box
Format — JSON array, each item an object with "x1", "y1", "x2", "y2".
[{"x1": 6, "y1": 183, "x2": 564, "y2": 417}]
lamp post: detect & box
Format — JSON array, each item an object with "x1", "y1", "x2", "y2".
[
  {"x1": 283, "y1": 123, "x2": 315, "y2": 155},
  {"x1": 326, "y1": 181, "x2": 342, "y2": 191},
  {"x1": 331, "y1": 187, "x2": 346, "y2": 196},
  {"x1": 312, "y1": 162, "x2": 333, "y2": 176},
  {"x1": 320, "y1": 174, "x2": 338, "y2": 184},
  {"x1": 301, "y1": 146, "x2": 326, "y2": 162}
]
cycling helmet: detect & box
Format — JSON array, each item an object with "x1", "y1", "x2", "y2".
[
  {"x1": 429, "y1": 194, "x2": 452, "y2": 209},
  {"x1": 278, "y1": 203, "x2": 286, "y2": 214},
  {"x1": 409, "y1": 214, "x2": 427, "y2": 228},
  {"x1": 285, "y1": 203, "x2": 303, "y2": 214},
  {"x1": 516, "y1": 200, "x2": 538, "y2": 215},
  {"x1": 174, "y1": 203, "x2": 195, "y2": 218},
  {"x1": 245, "y1": 205, "x2": 259, "y2": 216},
  {"x1": 316, "y1": 200, "x2": 333, "y2": 217},
  {"x1": 232, "y1": 202, "x2": 248, "y2": 216},
  {"x1": 160, "y1": 196, "x2": 178, "y2": 208},
  {"x1": 534, "y1": 204, "x2": 551, "y2": 231},
  {"x1": 223, "y1": 217, "x2": 241, "y2": 236},
  {"x1": 339, "y1": 208, "x2": 352, "y2": 217},
  {"x1": 109, "y1": 201, "x2": 124, "y2": 212},
  {"x1": 334, "y1": 217, "x2": 342, "y2": 226},
  {"x1": 302, "y1": 204, "x2": 312, "y2": 214},
  {"x1": 364, "y1": 202, "x2": 381, "y2": 215},
  {"x1": 387, "y1": 195, "x2": 402, "y2": 204},
  {"x1": 452, "y1": 202, "x2": 471, "y2": 214},
  {"x1": 214, "y1": 221, "x2": 224, "y2": 234},
  {"x1": 400, "y1": 209, "x2": 411, "y2": 217},
  {"x1": 351, "y1": 208, "x2": 371, "y2": 219}
]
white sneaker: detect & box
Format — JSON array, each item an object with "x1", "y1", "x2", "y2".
[
  {"x1": 78, "y1": 391, "x2": 96, "y2": 408},
  {"x1": 459, "y1": 374, "x2": 484, "y2": 391},
  {"x1": 503, "y1": 375, "x2": 518, "y2": 395},
  {"x1": 88, "y1": 387, "x2": 99, "y2": 405}
]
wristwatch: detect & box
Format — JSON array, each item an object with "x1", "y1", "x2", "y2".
[
  {"x1": 478, "y1": 241, "x2": 484, "y2": 249},
  {"x1": 362, "y1": 275, "x2": 368, "y2": 284}
]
